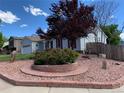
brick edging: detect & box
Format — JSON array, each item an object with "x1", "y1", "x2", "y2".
[
  {"x1": 0, "y1": 72, "x2": 124, "y2": 89},
  {"x1": 20, "y1": 64, "x2": 88, "y2": 77}
]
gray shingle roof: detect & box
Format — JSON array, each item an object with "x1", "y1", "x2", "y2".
[{"x1": 23, "y1": 36, "x2": 43, "y2": 42}]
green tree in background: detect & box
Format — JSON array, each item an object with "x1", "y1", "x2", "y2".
[
  {"x1": 101, "y1": 24, "x2": 121, "y2": 45},
  {"x1": 0, "y1": 19, "x2": 4, "y2": 48},
  {"x1": 3, "y1": 36, "x2": 8, "y2": 42},
  {"x1": 0, "y1": 32, "x2": 4, "y2": 48}
]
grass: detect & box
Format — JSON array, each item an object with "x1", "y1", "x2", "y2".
[{"x1": 0, "y1": 54, "x2": 34, "y2": 62}]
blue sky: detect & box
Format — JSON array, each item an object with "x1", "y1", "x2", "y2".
[{"x1": 0, "y1": 0, "x2": 124, "y2": 40}]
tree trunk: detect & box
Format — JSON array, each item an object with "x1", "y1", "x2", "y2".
[
  {"x1": 56, "y1": 38, "x2": 62, "y2": 48},
  {"x1": 56, "y1": 39, "x2": 58, "y2": 48},
  {"x1": 56, "y1": 39, "x2": 59, "y2": 48},
  {"x1": 60, "y1": 38, "x2": 63, "y2": 49},
  {"x1": 45, "y1": 41, "x2": 49, "y2": 50},
  {"x1": 71, "y1": 40, "x2": 74, "y2": 50},
  {"x1": 68, "y1": 40, "x2": 71, "y2": 49},
  {"x1": 70, "y1": 39, "x2": 76, "y2": 50},
  {"x1": 68, "y1": 39, "x2": 74, "y2": 50}
]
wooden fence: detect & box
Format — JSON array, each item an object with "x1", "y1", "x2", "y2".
[{"x1": 86, "y1": 43, "x2": 124, "y2": 61}]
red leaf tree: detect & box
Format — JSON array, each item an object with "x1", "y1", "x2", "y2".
[{"x1": 37, "y1": 0, "x2": 96, "y2": 49}]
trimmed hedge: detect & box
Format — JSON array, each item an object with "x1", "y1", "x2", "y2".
[{"x1": 34, "y1": 48, "x2": 79, "y2": 65}]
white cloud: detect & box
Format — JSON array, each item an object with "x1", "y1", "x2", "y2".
[
  {"x1": 109, "y1": 15, "x2": 115, "y2": 19},
  {"x1": 120, "y1": 33, "x2": 124, "y2": 40},
  {"x1": 43, "y1": 29, "x2": 47, "y2": 32},
  {"x1": 0, "y1": 10, "x2": 20, "y2": 24},
  {"x1": 20, "y1": 24, "x2": 28, "y2": 28},
  {"x1": 23, "y1": 5, "x2": 49, "y2": 17},
  {"x1": 23, "y1": 6, "x2": 30, "y2": 12}
]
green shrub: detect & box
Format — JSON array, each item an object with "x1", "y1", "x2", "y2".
[{"x1": 34, "y1": 48, "x2": 79, "y2": 65}]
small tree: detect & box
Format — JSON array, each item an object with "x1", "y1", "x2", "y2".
[
  {"x1": 37, "y1": 0, "x2": 96, "y2": 49},
  {"x1": 0, "y1": 32, "x2": 4, "y2": 48},
  {"x1": 93, "y1": 0, "x2": 118, "y2": 26},
  {"x1": 0, "y1": 19, "x2": 4, "y2": 48},
  {"x1": 101, "y1": 24, "x2": 121, "y2": 45}
]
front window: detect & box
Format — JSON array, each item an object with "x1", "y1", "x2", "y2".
[{"x1": 36, "y1": 44, "x2": 39, "y2": 47}]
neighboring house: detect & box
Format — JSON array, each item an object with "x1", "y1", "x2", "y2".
[
  {"x1": 2, "y1": 41, "x2": 9, "y2": 48},
  {"x1": 9, "y1": 37, "x2": 23, "y2": 53},
  {"x1": 21, "y1": 36, "x2": 45, "y2": 54},
  {"x1": 46, "y1": 26, "x2": 107, "y2": 51},
  {"x1": 2, "y1": 41, "x2": 9, "y2": 54}
]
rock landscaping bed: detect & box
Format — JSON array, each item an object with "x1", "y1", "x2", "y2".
[{"x1": 0, "y1": 58, "x2": 124, "y2": 89}]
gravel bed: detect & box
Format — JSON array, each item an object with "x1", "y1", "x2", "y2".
[{"x1": 0, "y1": 58, "x2": 124, "y2": 83}]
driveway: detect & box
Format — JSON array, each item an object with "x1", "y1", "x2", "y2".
[{"x1": 0, "y1": 78, "x2": 124, "y2": 93}]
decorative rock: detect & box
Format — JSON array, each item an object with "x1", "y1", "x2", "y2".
[
  {"x1": 0, "y1": 59, "x2": 124, "y2": 89},
  {"x1": 102, "y1": 60, "x2": 107, "y2": 69},
  {"x1": 115, "y1": 63, "x2": 120, "y2": 65},
  {"x1": 99, "y1": 54, "x2": 106, "y2": 59}
]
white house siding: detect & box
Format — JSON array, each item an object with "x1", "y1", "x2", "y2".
[
  {"x1": 88, "y1": 33, "x2": 96, "y2": 42},
  {"x1": 95, "y1": 28, "x2": 107, "y2": 44},
  {"x1": 75, "y1": 38, "x2": 80, "y2": 50},
  {"x1": 62, "y1": 38, "x2": 68, "y2": 48},
  {"x1": 101, "y1": 31, "x2": 107, "y2": 44},
  {"x1": 48, "y1": 38, "x2": 68, "y2": 49},
  {"x1": 21, "y1": 46, "x2": 32, "y2": 54},
  {"x1": 50, "y1": 38, "x2": 81, "y2": 50},
  {"x1": 52, "y1": 39, "x2": 56, "y2": 48},
  {"x1": 80, "y1": 37, "x2": 89, "y2": 51},
  {"x1": 22, "y1": 28, "x2": 107, "y2": 53},
  {"x1": 32, "y1": 42, "x2": 37, "y2": 53},
  {"x1": 32, "y1": 41, "x2": 45, "y2": 52},
  {"x1": 38, "y1": 41, "x2": 45, "y2": 51},
  {"x1": 80, "y1": 28, "x2": 108, "y2": 51},
  {"x1": 48, "y1": 33, "x2": 100, "y2": 51},
  {"x1": 45, "y1": 39, "x2": 56, "y2": 49},
  {"x1": 80, "y1": 33, "x2": 96, "y2": 51},
  {"x1": 80, "y1": 38, "x2": 85, "y2": 51},
  {"x1": 49, "y1": 38, "x2": 81, "y2": 50}
]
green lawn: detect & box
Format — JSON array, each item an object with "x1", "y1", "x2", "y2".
[{"x1": 0, "y1": 54, "x2": 34, "y2": 62}]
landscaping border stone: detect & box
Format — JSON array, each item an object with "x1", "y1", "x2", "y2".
[
  {"x1": 0, "y1": 72, "x2": 124, "y2": 89},
  {"x1": 32, "y1": 61, "x2": 79, "y2": 72},
  {"x1": 0, "y1": 59, "x2": 124, "y2": 89},
  {"x1": 20, "y1": 63, "x2": 88, "y2": 77}
]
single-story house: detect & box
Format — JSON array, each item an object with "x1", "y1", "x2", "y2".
[
  {"x1": 21, "y1": 36, "x2": 45, "y2": 54},
  {"x1": 9, "y1": 36, "x2": 23, "y2": 53},
  {"x1": 44, "y1": 26, "x2": 107, "y2": 50},
  {"x1": 21, "y1": 26, "x2": 107, "y2": 54}
]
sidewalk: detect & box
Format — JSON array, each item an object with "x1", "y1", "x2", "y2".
[{"x1": 0, "y1": 78, "x2": 124, "y2": 93}]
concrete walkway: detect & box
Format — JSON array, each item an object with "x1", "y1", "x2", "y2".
[{"x1": 0, "y1": 78, "x2": 124, "y2": 93}]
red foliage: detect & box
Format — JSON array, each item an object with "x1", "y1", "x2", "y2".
[{"x1": 37, "y1": 0, "x2": 97, "y2": 49}]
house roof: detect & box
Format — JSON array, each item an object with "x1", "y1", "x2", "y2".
[
  {"x1": 86, "y1": 26, "x2": 108, "y2": 40},
  {"x1": 14, "y1": 37, "x2": 23, "y2": 40},
  {"x1": 23, "y1": 36, "x2": 43, "y2": 42},
  {"x1": 94, "y1": 26, "x2": 108, "y2": 38}
]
